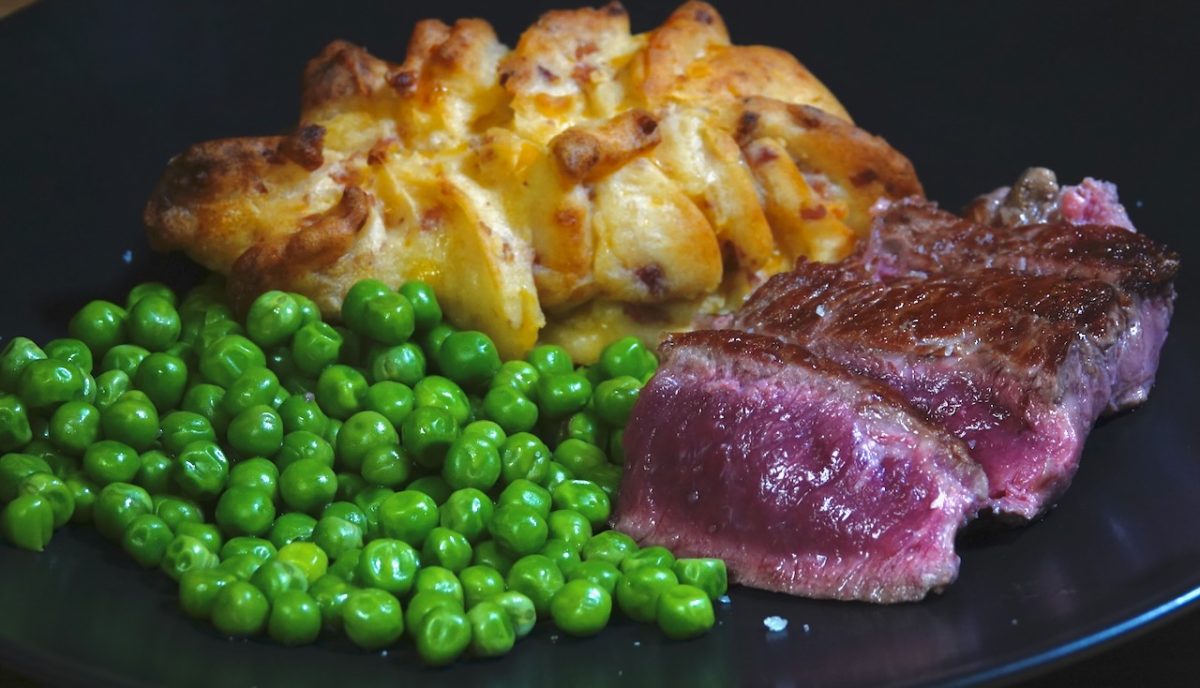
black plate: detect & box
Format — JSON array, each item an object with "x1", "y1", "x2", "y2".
[{"x1": 1, "y1": 1, "x2": 1197, "y2": 686}]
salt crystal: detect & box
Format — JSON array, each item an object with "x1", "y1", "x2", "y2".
[
  {"x1": 802, "y1": 624, "x2": 811, "y2": 633},
  {"x1": 717, "y1": 595, "x2": 732, "y2": 605},
  {"x1": 121, "y1": 249, "x2": 133, "y2": 264},
  {"x1": 763, "y1": 615, "x2": 788, "y2": 632}
]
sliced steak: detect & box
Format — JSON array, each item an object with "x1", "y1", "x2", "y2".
[
  {"x1": 614, "y1": 330, "x2": 987, "y2": 603},
  {"x1": 731, "y1": 262, "x2": 1122, "y2": 519},
  {"x1": 860, "y1": 196, "x2": 1178, "y2": 410}
]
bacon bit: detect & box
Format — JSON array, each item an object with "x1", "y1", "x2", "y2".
[
  {"x1": 572, "y1": 63, "x2": 597, "y2": 84},
  {"x1": 851, "y1": 169, "x2": 879, "y2": 187},
  {"x1": 749, "y1": 144, "x2": 778, "y2": 166},
  {"x1": 499, "y1": 70, "x2": 513, "y2": 87},
  {"x1": 389, "y1": 70, "x2": 417, "y2": 95},
  {"x1": 575, "y1": 42, "x2": 599, "y2": 59},
  {"x1": 736, "y1": 110, "x2": 760, "y2": 141},
  {"x1": 367, "y1": 139, "x2": 394, "y2": 166},
  {"x1": 635, "y1": 112, "x2": 658, "y2": 136},
  {"x1": 554, "y1": 207, "x2": 583, "y2": 229},
  {"x1": 537, "y1": 65, "x2": 559, "y2": 82},
  {"x1": 255, "y1": 181, "x2": 268, "y2": 194},
  {"x1": 635, "y1": 263, "x2": 667, "y2": 296},
  {"x1": 694, "y1": 7, "x2": 715, "y2": 24},
  {"x1": 801, "y1": 205, "x2": 828, "y2": 221},
  {"x1": 421, "y1": 206, "x2": 446, "y2": 231}
]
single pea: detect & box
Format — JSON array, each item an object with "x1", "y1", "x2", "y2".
[
  {"x1": 93, "y1": 370, "x2": 131, "y2": 411},
  {"x1": 99, "y1": 344, "x2": 150, "y2": 379},
  {"x1": 599, "y1": 336, "x2": 657, "y2": 381},
  {"x1": 536, "y1": 372, "x2": 592, "y2": 421},
  {"x1": 47, "y1": 401, "x2": 100, "y2": 456},
  {"x1": 582, "y1": 531, "x2": 639, "y2": 567},
  {"x1": 340, "y1": 279, "x2": 392, "y2": 332},
  {"x1": 212, "y1": 580, "x2": 270, "y2": 637},
  {"x1": 551, "y1": 579, "x2": 612, "y2": 636},
  {"x1": 18, "y1": 359, "x2": 89, "y2": 412},
  {"x1": 582, "y1": 463, "x2": 622, "y2": 500},
  {"x1": 327, "y1": 548, "x2": 361, "y2": 583},
  {"x1": 356, "y1": 538, "x2": 420, "y2": 596},
  {"x1": 160, "y1": 411, "x2": 216, "y2": 456},
  {"x1": 526, "y1": 344, "x2": 573, "y2": 378},
  {"x1": 126, "y1": 282, "x2": 177, "y2": 309},
  {"x1": 161, "y1": 533, "x2": 220, "y2": 581},
  {"x1": 218, "y1": 553, "x2": 266, "y2": 582},
  {"x1": 442, "y1": 437, "x2": 501, "y2": 492},
  {"x1": 290, "y1": 293, "x2": 321, "y2": 326},
  {"x1": 343, "y1": 587, "x2": 404, "y2": 650},
  {"x1": 126, "y1": 295, "x2": 181, "y2": 352},
  {"x1": 276, "y1": 431, "x2": 334, "y2": 471},
  {"x1": 246, "y1": 291, "x2": 302, "y2": 348},
  {"x1": 220, "y1": 536, "x2": 276, "y2": 563},
  {"x1": 616, "y1": 565, "x2": 679, "y2": 623},
  {"x1": 267, "y1": 589, "x2": 322, "y2": 646},
  {"x1": 405, "y1": 591, "x2": 462, "y2": 635},
  {"x1": 353, "y1": 486, "x2": 395, "y2": 540},
  {"x1": 321, "y1": 501, "x2": 368, "y2": 533},
  {"x1": 359, "y1": 444, "x2": 412, "y2": 489},
  {"x1": 121, "y1": 513, "x2": 174, "y2": 567},
  {"x1": 553, "y1": 439, "x2": 606, "y2": 477},
  {"x1": 180, "y1": 383, "x2": 230, "y2": 436},
  {"x1": 414, "y1": 565, "x2": 464, "y2": 604},
  {"x1": 310, "y1": 573, "x2": 353, "y2": 631},
  {"x1": 439, "y1": 488, "x2": 494, "y2": 543},
  {"x1": 369, "y1": 343, "x2": 425, "y2": 387},
  {"x1": 268, "y1": 512, "x2": 317, "y2": 549},
  {"x1": 568, "y1": 560, "x2": 623, "y2": 595},
  {"x1": 134, "y1": 450, "x2": 175, "y2": 495},
  {"x1": 498, "y1": 479, "x2": 552, "y2": 519},
  {"x1": 277, "y1": 394, "x2": 329, "y2": 436},
  {"x1": 68, "y1": 300, "x2": 127, "y2": 357},
  {"x1": 421, "y1": 526, "x2": 473, "y2": 573},
  {"x1": 364, "y1": 381, "x2": 414, "y2": 428},
  {"x1": 151, "y1": 495, "x2": 200, "y2": 532},
  {"x1": 491, "y1": 360, "x2": 539, "y2": 400},
  {"x1": 506, "y1": 554, "x2": 565, "y2": 617},
  {"x1": 313, "y1": 516, "x2": 363, "y2": 560},
  {"x1": 221, "y1": 367, "x2": 280, "y2": 417},
  {"x1": 472, "y1": 540, "x2": 516, "y2": 576},
  {"x1": 551, "y1": 479, "x2": 611, "y2": 530},
  {"x1": 413, "y1": 377, "x2": 470, "y2": 425},
  {"x1": 360, "y1": 291, "x2": 415, "y2": 345},
  {"x1": 277, "y1": 541, "x2": 329, "y2": 584},
  {"x1": 547, "y1": 509, "x2": 593, "y2": 552},
  {"x1": 215, "y1": 486, "x2": 276, "y2": 537},
  {"x1": 621, "y1": 546, "x2": 677, "y2": 575},
  {"x1": 377, "y1": 490, "x2": 438, "y2": 546},
  {"x1": 398, "y1": 281, "x2": 442, "y2": 331},
  {"x1": 498, "y1": 434, "x2": 550, "y2": 488},
  {"x1": 43, "y1": 338, "x2": 94, "y2": 375},
  {"x1": 174, "y1": 441, "x2": 229, "y2": 500},
  {"x1": 593, "y1": 376, "x2": 642, "y2": 427},
  {"x1": 315, "y1": 365, "x2": 368, "y2": 420},
  {"x1": 540, "y1": 539, "x2": 583, "y2": 578},
  {"x1": 101, "y1": 393, "x2": 160, "y2": 454},
  {"x1": 656, "y1": 584, "x2": 715, "y2": 640},
  {"x1": 195, "y1": 315, "x2": 243, "y2": 355},
  {"x1": 227, "y1": 405, "x2": 284, "y2": 459},
  {"x1": 291, "y1": 321, "x2": 343, "y2": 376},
  {"x1": 491, "y1": 590, "x2": 536, "y2": 639},
  {"x1": 436, "y1": 331, "x2": 501, "y2": 390},
  {"x1": 414, "y1": 607, "x2": 471, "y2": 666},
  {"x1": 13, "y1": 472, "x2": 72, "y2": 527},
  {"x1": 1, "y1": 494, "x2": 54, "y2": 551},
  {"x1": 420, "y1": 323, "x2": 455, "y2": 361},
  {"x1": 228, "y1": 457, "x2": 279, "y2": 501},
  {"x1": 480, "y1": 385, "x2": 538, "y2": 436},
  {"x1": 489, "y1": 504, "x2": 549, "y2": 557},
  {"x1": 405, "y1": 476, "x2": 450, "y2": 506},
  {"x1": 178, "y1": 568, "x2": 237, "y2": 620},
  {"x1": 402, "y1": 406, "x2": 459, "y2": 470},
  {"x1": 65, "y1": 476, "x2": 97, "y2": 524},
  {"x1": 465, "y1": 600, "x2": 515, "y2": 658},
  {"x1": 334, "y1": 410, "x2": 397, "y2": 472},
  {"x1": 176, "y1": 522, "x2": 223, "y2": 555},
  {"x1": 266, "y1": 345, "x2": 298, "y2": 384},
  {"x1": 673, "y1": 558, "x2": 728, "y2": 601},
  {"x1": 250, "y1": 556, "x2": 309, "y2": 603},
  {"x1": 459, "y1": 565, "x2": 506, "y2": 609},
  {"x1": 279, "y1": 458, "x2": 338, "y2": 514},
  {"x1": 199, "y1": 334, "x2": 265, "y2": 388},
  {"x1": 83, "y1": 440, "x2": 140, "y2": 486},
  {"x1": 460, "y1": 420, "x2": 505, "y2": 449},
  {"x1": 133, "y1": 353, "x2": 187, "y2": 412},
  {"x1": 0, "y1": 453, "x2": 52, "y2": 502},
  {"x1": 0, "y1": 338, "x2": 46, "y2": 393}
]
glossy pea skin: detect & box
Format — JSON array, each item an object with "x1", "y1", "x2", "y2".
[
  {"x1": 68, "y1": 300, "x2": 127, "y2": 357},
  {"x1": 18, "y1": 359, "x2": 89, "y2": 412},
  {"x1": 18, "y1": 472, "x2": 75, "y2": 527},
  {"x1": 490, "y1": 360, "x2": 539, "y2": 399},
  {"x1": 402, "y1": 406, "x2": 459, "y2": 470},
  {"x1": 126, "y1": 295, "x2": 181, "y2": 352},
  {"x1": 598, "y1": 336, "x2": 657, "y2": 381},
  {"x1": 436, "y1": 331, "x2": 501, "y2": 390},
  {"x1": 313, "y1": 516, "x2": 363, "y2": 560},
  {"x1": 343, "y1": 587, "x2": 405, "y2": 650},
  {"x1": 279, "y1": 458, "x2": 338, "y2": 513},
  {"x1": 276, "y1": 431, "x2": 334, "y2": 471},
  {"x1": 415, "y1": 607, "x2": 471, "y2": 666},
  {"x1": 568, "y1": 560, "x2": 623, "y2": 596},
  {"x1": 356, "y1": 538, "x2": 420, "y2": 596},
  {"x1": 218, "y1": 553, "x2": 266, "y2": 582},
  {"x1": 199, "y1": 335, "x2": 265, "y2": 388},
  {"x1": 99, "y1": 344, "x2": 150, "y2": 379},
  {"x1": 48, "y1": 401, "x2": 100, "y2": 456},
  {"x1": 562, "y1": 411, "x2": 606, "y2": 449},
  {"x1": 93, "y1": 481, "x2": 153, "y2": 541},
  {"x1": 406, "y1": 475, "x2": 451, "y2": 506},
  {"x1": 43, "y1": 338, "x2": 94, "y2": 375},
  {"x1": 526, "y1": 344, "x2": 573, "y2": 378},
  {"x1": 335, "y1": 410, "x2": 397, "y2": 472},
  {"x1": 321, "y1": 501, "x2": 369, "y2": 534},
  {"x1": 656, "y1": 584, "x2": 715, "y2": 640},
  {"x1": 268, "y1": 512, "x2": 317, "y2": 550},
  {"x1": 93, "y1": 370, "x2": 131, "y2": 411},
  {"x1": 220, "y1": 536, "x2": 277, "y2": 563},
  {"x1": 227, "y1": 457, "x2": 279, "y2": 501},
  {"x1": 540, "y1": 539, "x2": 582, "y2": 578},
  {"x1": 176, "y1": 522, "x2": 223, "y2": 555},
  {"x1": 442, "y1": 438, "x2": 501, "y2": 492},
  {"x1": 405, "y1": 591, "x2": 462, "y2": 636},
  {"x1": 499, "y1": 433, "x2": 551, "y2": 486},
  {"x1": 246, "y1": 291, "x2": 303, "y2": 348},
  {"x1": 180, "y1": 383, "x2": 230, "y2": 436},
  {"x1": 593, "y1": 376, "x2": 641, "y2": 427},
  {"x1": 359, "y1": 445, "x2": 412, "y2": 489},
  {"x1": 100, "y1": 394, "x2": 159, "y2": 451},
  {"x1": 340, "y1": 280, "x2": 392, "y2": 333},
  {"x1": 360, "y1": 291, "x2": 415, "y2": 345},
  {"x1": 439, "y1": 488, "x2": 494, "y2": 544},
  {"x1": 467, "y1": 601, "x2": 515, "y2": 658},
  {"x1": 268, "y1": 590, "x2": 322, "y2": 646},
  {"x1": 491, "y1": 590, "x2": 537, "y2": 639},
  {"x1": 250, "y1": 557, "x2": 309, "y2": 603},
  {"x1": 413, "y1": 565, "x2": 464, "y2": 603},
  {"x1": 0, "y1": 338, "x2": 47, "y2": 393},
  {"x1": 277, "y1": 395, "x2": 329, "y2": 436},
  {"x1": 291, "y1": 322, "x2": 343, "y2": 376},
  {"x1": 547, "y1": 509, "x2": 593, "y2": 553},
  {"x1": 178, "y1": 568, "x2": 237, "y2": 620},
  {"x1": 398, "y1": 281, "x2": 442, "y2": 331},
  {"x1": 553, "y1": 439, "x2": 606, "y2": 477},
  {"x1": 378, "y1": 490, "x2": 438, "y2": 546},
  {"x1": 364, "y1": 381, "x2": 414, "y2": 429},
  {"x1": 222, "y1": 367, "x2": 280, "y2": 417},
  {"x1": 277, "y1": 541, "x2": 329, "y2": 584},
  {"x1": 161, "y1": 533, "x2": 220, "y2": 581},
  {"x1": 327, "y1": 548, "x2": 361, "y2": 583},
  {"x1": 498, "y1": 479, "x2": 552, "y2": 519},
  {"x1": 227, "y1": 405, "x2": 284, "y2": 459},
  {"x1": 421, "y1": 526, "x2": 473, "y2": 573},
  {"x1": 134, "y1": 450, "x2": 174, "y2": 495},
  {"x1": 551, "y1": 579, "x2": 612, "y2": 637},
  {"x1": 411, "y1": 376, "x2": 469, "y2": 424},
  {"x1": 420, "y1": 323, "x2": 455, "y2": 361},
  {"x1": 489, "y1": 504, "x2": 548, "y2": 557},
  {"x1": 315, "y1": 365, "x2": 368, "y2": 420},
  {"x1": 458, "y1": 565, "x2": 506, "y2": 609},
  {"x1": 215, "y1": 486, "x2": 276, "y2": 537},
  {"x1": 461, "y1": 420, "x2": 505, "y2": 448},
  {"x1": 160, "y1": 411, "x2": 216, "y2": 456},
  {"x1": 673, "y1": 558, "x2": 728, "y2": 601},
  {"x1": 616, "y1": 566, "x2": 678, "y2": 623},
  {"x1": 126, "y1": 282, "x2": 177, "y2": 309},
  {"x1": 212, "y1": 580, "x2": 270, "y2": 637},
  {"x1": 582, "y1": 531, "x2": 638, "y2": 567},
  {"x1": 153, "y1": 496, "x2": 202, "y2": 532},
  {"x1": 368, "y1": 343, "x2": 425, "y2": 387},
  {"x1": 133, "y1": 353, "x2": 188, "y2": 412},
  {"x1": 0, "y1": 396, "x2": 34, "y2": 452},
  {"x1": 174, "y1": 441, "x2": 229, "y2": 500},
  {"x1": 506, "y1": 554, "x2": 565, "y2": 617},
  {"x1": 0, "y1": 453, "x2": 52, "y2": 502},
  {"x1": 1, "y1": 494, "x2": 54, "y2": 551},
  {"x1": 535, "y1": 372, "x2": 592, "y2": 421},
  {"x1": 121, "y1": 514, "x2": 174, "y2": 567},
  {"x1": 65, "y1": 477, "x2": 97, "y2": 524},
  {"x1": 472, "y1": 540, "x2": 515, "y2": 576},
  {"x1": 353, "y1": 486, "x2": 395, "y2": 541},
  {"x1": 310, "y1": 573, "x2": 353, "y2": 632},
  {"x1": 621, "y1": 546, "x2": 677, "y2": 576}
]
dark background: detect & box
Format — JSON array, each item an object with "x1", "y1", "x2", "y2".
[{"x1": 0, "y1": 1, "x2": 1197, "y2": 686}]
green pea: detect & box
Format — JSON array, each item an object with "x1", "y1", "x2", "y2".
[
  {"x1": 180, "y1": 383, "x2": 230, "y2": 436},
  {"x1": 82, "y1": 440, "x2": 139, "y2": 486},
  {"x1": 414, "y1": 565, "x2": 464, "y2": 604},
  {"x1": 551, "y1": 479, "x2": 611, "y2": 529},
  {"x1": 352, "y1": 486, "x2": 395, "y2": 540},
  {"x1": 551, "y1": 579, "x2": 611, "y2": 636},
  {"x1": 43, "y1": 338, "x2": 94, "y2": 375},
  {"x1": 195, "y1": 313, "x2": 243, "y2": 354},
  {"x1": 327, "y1": 548, "x2": 361, "y2": 583},
  {"x1": 161, "y1": 533, "x2": 220, "y2": 581},
  {"x1": 608, "y1": 428, "x2": 625, "y2": 466},
  {"x1": 0, "y1": 452, "x2": 51, "y2": 502},
  {"x1": 364, "y1": 381, "x2": 414, "y2": 428},
  {"x1": 491, "y1": 360, "x2": 539, "y2": 399},
  {"x1": 673, "y1": 558, "x2": 728, "y2": 601},
  {"x1": 324, "y1": 417, "x2": 342, "y2": 448},
  {"x1": 356, "y1": 538, "x2": 419, "y2": 595},
  {"x1": 177, "y1": 522, "x2": 222, "y2": 555},
  {"x1": 547, "y1": 509, "x2": 593, "y2": 552},
  {"x1": 621, "y1": 545, "x2": 676, "y2": 575},
  {"x1": 421, "y1": 323, "x2": 455, "y2": 360},
  {"x1": 414, "y1": 607, "x2": 471, "y2": 665},
  {"x1": 153, "y1": 496, "x2": 202, "y2": 532},
  {"x1": 369, "y1": 343, "x2": 426, "y2": 387},
  {"x1": 133, "y1": 450, "x2": 174, "y2": 494},
  {"x1": 65, "y1": 477, "x2": 97, "y2": 524},
  {"x1": 226, "y1": 404, "x2": 284, "y2": 458},
  {"x1": 343, "y1": 587, "x2": 404, "y2": 650},
  {"x1": 160, "y1": 411, "x2": 215, "y2": 456},
  {"x1": 220, "y1": 536, "x2": 276, "y2": 563},
  {"x1": 199, "y1": 334, "x2": 265, "y2": 388},
  {"x1": 277, "y1": 541, "x2": 329, "y2": 584},
  {"x1": 277, "y1": 394, "x2": 329, "y2": 436},
  {"x1": 121, "y1": 513, "x2": 174, "y2": 567},
  {"x1": 315, "y1": 364, "x2": 368, "y2": 420},
  {"x1": 402, "y1": 406, "x2": 459, "y2": 470},
  {"x1": 498, "y1": 479, "x2": 552, "y2": 519},
  {"x1": 616, "y1": 565, "x2": 678, "y2": 622},
  {"x1": 268, "y1": 512, "x2": 317, "y2": 549},
  {"x1": 266, "y1": 589, "x2": 321, "y2": 646},
  {"x1": 291, "y1": 321, "x2": 343, "y2": 376},
  {"x1": 582, "y1": 531, "x2": 638, "y2": 567},
  {"x1": 466, "y1": 601, "x2": 515, "y2": 658},
  {"x1": 174, "y1": 441, "x2": 229, "y2": 499},
  {"x1": 310, "y1": 573, "x2": 353, "y2": 631},
  {"x1": 568, "y1": 560, "x2": 622, "y2": 595},
  {"x1": 405, "y1": 591, "x2": 462, "y2": 636},
  {"x1": 0, "y1": 338, "x2": 46, "y2": 393},
  {"x1": 218, "y1": 553, "x2": 266, "y2": 582},
  {"x1": 526, "y1": 344, "x2": 573, "y2": 377},
  {"x1": 536, "y1": 372, "x2": 592, "y2": 420},
  {"x1": 93, "y1": 370, "x2": 131, "y2": 411},
  {"x1": 436, "y1": 331, "x2": 500, "y2": 390},
  {"x1": 101, "y1": 393, "x2": 159, "y2": 451},
  {"x1": 593, "y1": 376, "x2": 642, "y2": 427},
  {"x1": 133, "y1": 353, "x2": 187, "y2": 412},
  {"x1": 46, "y1": 400, "x2": 99, "y2": 456},
  {"x1": 340, "y1": 279, "x2": 391, "y2": 332},
  {"x1": 398, "y1": 281, "x2": 442, "y2": 331},
  {"x1": 212, "y1": 580, "x2": 270, "y2": 637},
  {"x1": 68, "y1": 300, "x2": 127, "y2": 357},
  {"x1": 246, "y1": 291, "x2": 302, "y2": 348},
  {"x1": 359, "y1": 444, "x2": 412, "y2": 489},
  {"x1": 1, "y1": 494, "x2": 54, "y2": 551},
  {"x1": 377, "y1": 490, "x2": 438, "y2": 546},
  {"x1": 406, "y1": 475, "x2": 451, "y2": 505},
  {"x1": 491, "y1": 590, "x2": 537, "y2": 639},
  {"x1": 290, "y1": 293, "x2": 321, "y2": 326},
  {"x1": 540, "y1": 539, "x2": 583, "y2": 578},
  {"x1": 313, "y1": 516, "x2": 362, "y2": 560},
  {"x1": 439, "y1": 488, "x2": 493, "y2": 543},
  {"x1": 19, "y1": 359, "x2": 89, "y2": 412},
  {"x1": 228, "y1": 457, "x2": 279, "y2": 501},
  {"x1": 99, "y1": 344, "x2": 150, "y2": 378},
  {"x1": 275, "y1": 431, "x2": 334, "y2": 471},
  {"x1": 442, "y1": 437, "x2": 501, "y2": 492},
  {"x1": 582, "y1": 463, "x2": 622, "y2": 500},
  {"x1": 554, "y1": 439, "x2": 606, "y2": 477},
  {"x1": 599, "y1": 336, "x2": 657, "y2": 381},
  {"x1": 499, "y1": 432, "x2": 551, "y2": 485},
  {"x1": 222, "y1": 367, "x2": 280, "y2": 417},
  {"x1": 656, "y1": 584, "x2": 714, "y2": 640},
  {"x1": 279, "y1": 458, "x2": 338, "y2": 513},
  {"x1": 215, "y1": 486, "x2": 276, "y2": 537},
  {"x1": 506, "y1": 554, "x2": 565, "y2": 617},
  {"x1": 421, "y1": 526, "x2": 473, "y2": 573},
  {"x1": 458, "y1": 565, "x2": 506, "y2": 609},
  {"x1": 334, "y1": 410, "x2": 397, "y2": 472},
  {"x1": 480, "y1": 385, "x2": 538, "y2": 435},
  {"x1": 472, "y1": 540, "x2": 516, "y2": 576},
  {"x1": 250, "y1": 556, "x2": 309, "y2": 603},
  {"x1": 178, "y1": 568, "x2": 237, "y2": 620},
  {"x1": 0, "y1": 396, "x2": 32, "y2": 453},
  {"x1": 127, "y1": 295, "x2": 181, "y2": 351},
  {"x1": 359, "y1": 291, "x2": 415, "y2": 345},
  {"x1": 14, "y1": 471, "x2": 72, "y2": 527},
  {"x1": 126, "y1": 282, "x2": 177, "y2": 309},
  {"x1": 489, "y1": 504, "x2": 548, "y2": 557},
  {"x1": 321, "y1": 501, "x2": 368, "y2": 533}
]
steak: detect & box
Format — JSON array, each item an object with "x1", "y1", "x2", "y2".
[{"x1": 614, "y1": 330, "x2": 988, "y2": 603}]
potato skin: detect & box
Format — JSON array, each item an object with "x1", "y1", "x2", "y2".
[{"x1": 144, "y1": 1, "x2": 921, "y2": 361}]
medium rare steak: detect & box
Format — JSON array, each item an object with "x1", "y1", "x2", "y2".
[
  {"x1": 731, "y1": 263, "x2": 1124, "y2": 518},
  {"x1": 614, "y1": 330, "x2": 988, "y2": 603}
]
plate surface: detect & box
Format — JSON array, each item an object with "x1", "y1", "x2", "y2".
[{"x1": 0, "y1": 1, "x2": 1196, "y2": 686}]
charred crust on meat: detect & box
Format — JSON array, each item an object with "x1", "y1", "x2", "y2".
[{"x1": 277, "y1": 124, "x2": 326, "y2": 171}]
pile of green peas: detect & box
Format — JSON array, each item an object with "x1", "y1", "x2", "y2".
[{"x1": 0, "y1": 275, "x2": 726, "y2": 664}]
